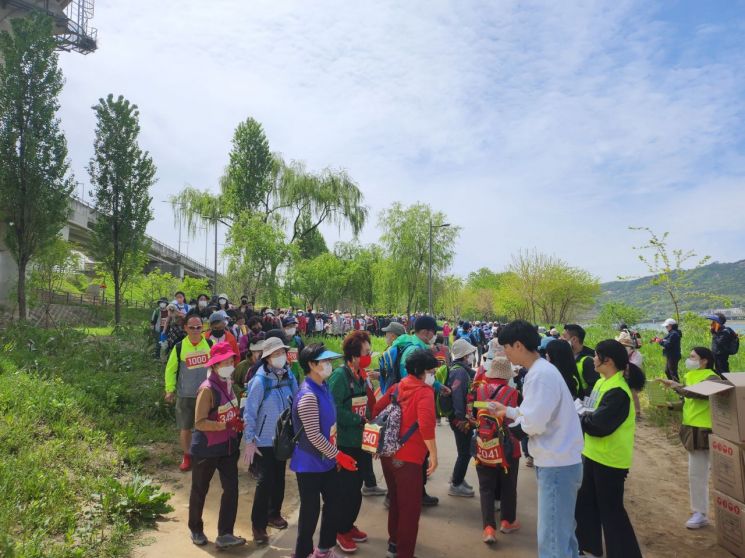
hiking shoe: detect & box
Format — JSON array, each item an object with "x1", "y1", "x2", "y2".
[
  {"x1": 267, "y1": 515, "x2": 288, "y2": 529},
  {"x1": 386, "y1": 542, "x2": 397, "y2": 558},
  {"x1": 252, "y1": 526, "x2": 269, "y2": 545},
  {"x1": 336, "y1": 532, "x2": 358, "y2": 553},
  {"x1": 482, "y1": 526, "x2": 497, "y2": 544},
  {"x1": 312, "y1": 549, "x2": 343, "y2": 558},
  {"x1": 686, "y1": 512, "x2": 709, "y2": 529},
  {"x1": 215, "y1": 534, "x2": 246, "y2": 549},
  {"x1": 525, "y1": 456, "x2": 534, "y2": 468},
  {"x1": 448, "y1": 483, "x2": 475, "y2": 498},
  {"x1": 349, "y1": 525, "x2": 368, "y2": 542},
  {"x1": 460, "y1": 479, "x2": 474, "y2": 491},
  {"x1": 179, "y1": 453, "x2": 192, "y2": 472},
  {"x1": 190, "y1": 531, "x2": 207, "y2": 546},
  {"x1": 422, "y1": 490, "x2": 439, "y2": 507},
  {"x1": 361, "y1": 485, "x2": 387, "y2": 497},
  {"x1": 500, "y1": 519, "x2": 521, "y2": 534}
]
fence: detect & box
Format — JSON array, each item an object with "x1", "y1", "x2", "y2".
[{"x1": 35, "y1": 289, "x2": 154, "y2": 309}]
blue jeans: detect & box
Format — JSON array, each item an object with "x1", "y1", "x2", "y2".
[{"x1": 536, "y1": 463, "x2": 582, "y2": 558}]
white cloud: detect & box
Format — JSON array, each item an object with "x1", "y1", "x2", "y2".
[{"x1": 57, "y1": 0, "x2": 745, "y2": 282}]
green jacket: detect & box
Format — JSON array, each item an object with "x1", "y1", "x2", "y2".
[
  {"x1": 393, "y1": 333, "x2": 442, "y2": 390},
  {"x1": 328, "y1": 364, "x2": 368, "y2": 448}
]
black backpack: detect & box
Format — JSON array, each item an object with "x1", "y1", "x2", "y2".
[
  {"x1": 273, "y1": 396, "x2": 303, "y2": 461},
  {"x1": 724, "y1": 328, "x2": 740, "y2": 356}
]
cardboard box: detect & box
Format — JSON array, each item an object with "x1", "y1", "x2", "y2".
[
  {"x1": 686, "y1": 373, "x2": 745, "y2": 443},
  {"x1": 713, "y1": 490, "x2": 745, "y2": 558},
  {"x1": 711, "y1": 434, "x2": 745, "y2": 503}
]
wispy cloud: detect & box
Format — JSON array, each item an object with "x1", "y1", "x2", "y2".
[{"x1": 58, "y1": 0, "x2": 745, "y2": 281}]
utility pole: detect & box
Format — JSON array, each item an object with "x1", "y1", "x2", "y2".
[{"x1": 213, "y1": 220, "x2": 218, "y2": 296}]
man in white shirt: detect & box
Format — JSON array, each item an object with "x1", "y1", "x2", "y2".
[{"x1": 489, "y1": 320, "x2": 584, "y2": 558}]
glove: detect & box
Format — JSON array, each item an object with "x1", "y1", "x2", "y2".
[
  {"x1": 336, "y1": 451, "x2": 358, "y2": 472},
  {"x1": 243, "y1": 442, "x2": 262, "y2": 467},
  {"x1": 227, "y1": 415, "x2": 244, "y2": 433}
]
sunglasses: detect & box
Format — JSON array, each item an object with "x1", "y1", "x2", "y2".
[{"x1": 187, "y1": 326, "x2": 202, "y2": 331}]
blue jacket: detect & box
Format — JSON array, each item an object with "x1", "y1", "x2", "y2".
[
  {"x1": 243, "y1": 364, "x2": 298, "y2": 447},
  {"x1": 659, "y1": 329, "x2": 682, "y2": 359}
]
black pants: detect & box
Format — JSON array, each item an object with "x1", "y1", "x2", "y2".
[
  {"x1": 295, "y1": 469, "x2": 340, "y2": 558},
  {"x1": 337, "y1": 446, "x2": 363, "y2": 533},
  {"x1": 251, "y1": 446, "x2": 287, "y2": 529},
  {"x1": 664, "y1": 355, "x2": 680, "y2": 382},
  {"x1": 450, "y1": 422, "x2": 472, "y2": 486},
  {"x1": 359, "y1": 449, "x2": 377, "y2": 488},
  {"x1": 188, "y1": 451, "x2": 239, "y2": 536},
  {"x1": 575, "y1": 457, "x2": 642, "y2": 558},
  {"x1": 476, "y1": 456, "x2": 519, "y2": 527},
  {"x1": 715, "y1": 353, "x2": 730, "y2": 375}
]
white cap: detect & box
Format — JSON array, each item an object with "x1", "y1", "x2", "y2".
[{"x1": 662, "y1": 318, "x2": 677, "y2": 327}]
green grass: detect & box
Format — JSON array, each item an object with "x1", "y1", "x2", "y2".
[{"x1": 0, "y1": 324, "x2": 174, "y2": 557}]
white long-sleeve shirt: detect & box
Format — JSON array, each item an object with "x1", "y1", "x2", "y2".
[{"x1": 506, "y1": 357, "x2": 584, "y2": 467}]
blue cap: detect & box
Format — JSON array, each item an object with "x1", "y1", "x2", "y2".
[{"x1": 316, "y1": 350, "x2": 342, "y2": 361}]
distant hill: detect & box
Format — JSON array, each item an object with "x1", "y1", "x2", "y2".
[{"x1": 599, "y1": 260, "x2": 745, "y2": 319}]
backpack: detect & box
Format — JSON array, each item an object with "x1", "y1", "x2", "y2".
[
  {"x1": 362, "y1": 387, "x2": 419, "y2": 457},
  {"x1": 379, "y1": 342, "x2": 413, "y2": 388},
  {"x1": 273, "y1": 396, "x2": 303, "y2": 461},
  {"x1": 471, "y1": 383, "x2": 515, "y2": 467},
  {"x1": 437, "y1": 363, "x2": 463, "y2": 418},
  {"x1": 724, "y1": 328, "x2": 740, "y2": 355}
]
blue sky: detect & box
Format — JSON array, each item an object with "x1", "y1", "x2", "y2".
[{"x1": 57, "y1": 0, "x2": 745, "y2": 282}]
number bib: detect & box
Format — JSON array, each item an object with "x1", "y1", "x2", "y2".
[
  {"x1": 362, "y1": 423, "x2": 381, "y2": 454},
  {"x1": 287, "y1": 349, "x2": 299, "y2": 364},
  {"x1": 185, "y1": 351, "x2": 209, "y2": 369},
  {"x1": 351, "y1": 396, "x2": 368, "y2": 419},
  {"x1": 476, "y1": 436, "x2": 503, "y2": 467}
]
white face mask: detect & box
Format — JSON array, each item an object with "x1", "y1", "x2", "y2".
[
  {"x1": 424, "y1": 373, "x2": 436, "y2": 386},
  {"x1": 285, "y1": 327, "x2": 297, "y2": 337},
  {"x1": 198, "y1": 300, "x2": 207, "y2": 309},
  {"x1": 217, "y1": 364, "x2": 234, "y2": 380},
  {"x1": 685, "y1": 358, "x2": 701, "y2": 370},
  {"x1": 430, "y1": 333, "x2": 438, "y2": 346},
  {"x1": 319, "y1": 361, "x2": 333, "y2": 379},
  {"x1": 219, "y1": 299, "x2": 227, "y2": 307},
  {"x1": 271, "y1": 354, "x2": 287, "y2": 369}
]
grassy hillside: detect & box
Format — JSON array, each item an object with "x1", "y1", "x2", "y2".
[{"x1": 600, "y1": 259, "x2": 745, "y2": 318}]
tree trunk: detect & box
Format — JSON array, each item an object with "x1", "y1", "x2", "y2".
[
  {"x1": 114, "y1": 275, "x2": 122, "y2": 326},
  {"x1": 17, "y1": 259, "x2": 28, "y2": 320}
]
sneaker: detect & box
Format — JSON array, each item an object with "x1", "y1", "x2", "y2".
[
  {"x1": 525, "y1": 456, "x2": 534, "y2": 468},
  {"x1": 190, "y1": 531, "x2": 207, "y2": 546},
  {"x1": 215, "y1": 534, "x2": 246, "y2": 549},
  {"x1": 482, "y1": 526, "x2": 497, "y2": 544},
  {"x1": 252, "y1": 526, "x2": 269, "y2": 545},
  {"x1": 336, "y1": 532, "x2": 358, "y2": 553},
  {"x1": 312, "y1": 549, "x2": 343, "y2": 558},
  {"x1": 267, "y1": 515, "x2": 289, "y2": 529},
  {"x1": 179, "y1": 453, "x2": 192, "y2": 472},
  {"x1": 686, "y1": 512, "x2": 709, "y2": 529},
  {"x1": 448, "y1": 483, "x2": 475, "y2": 498},
  {"x1": 386, "y1": 542, "x2": 397, "y2": 558},
  {"x1": 460, "y1": 479, "x2": 474, "y2": 491},
  {"x1": 422, "y1": 491, "x2": 439, "y2": 507},
  {"x1": 500, "y1": 519, "x2": 521, "y2": 534},
  {"x1": 361, "y1": 485, "x2": 387, "y2": 497},
  {"x1": 348, "y1": 525, "x2": 368, "y2": 543}
]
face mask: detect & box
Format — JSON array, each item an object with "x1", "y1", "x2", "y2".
[
  {"x1": 211, "y1": 329, "x2": 224, "y2": 338},
  {"x1": 198, "y1": 300, "x2": 207, "y2": 309},
  {"x1": 319, "y1": 361, "x2": 333, "y2": 379},
  {"x1": 424, "y1": 374, "x2": 435, "y2": 386},
  {"x1": 159, "y1": 302, "x2": 167, "y2": 309},
  {"x1": 285, "y1": 327, "x2": 297, "y2": 337},
  {"x1": 685, "y1": 358, "x2": 701, "y2": 370},
  {"x1": 271, "y1": 354, "x2": 287, "y2": 369},
  {"x1": 358, "y1": 354, "x2": 372, "y2": 369},
  {"x1": 219, "y1": 299, "x2": 227, "y2": 307},
  {"x1": 430, "y1": 333, "x2": 438, "y2": 346},
  {"x1": 217, "y1": 364, "x2": 234, "y2": 379}
]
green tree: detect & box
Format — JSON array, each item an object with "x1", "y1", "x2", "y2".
[
  {"x1": 88, "y1": 94, "x2": 156, "y2": 325},
  {"x1": 222, "y1": 117, "x2": 274, "y2": 214},
  {"x1": 0, "y1": 13, "x2": 75, "y2": 319},
  {"x1": 378, "y1": 203, "x2": 460, "y2": 315},
  {"x1": 596, "y1": 301, "x2": 645, "y2": 330},
  {"x1": 293, "y1": 252, "x2": 346, "y2": 310}
]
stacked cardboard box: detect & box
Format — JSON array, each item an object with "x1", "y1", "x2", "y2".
[{"x1": 688, "y1": 373, "x2": 745, "y2": 557}]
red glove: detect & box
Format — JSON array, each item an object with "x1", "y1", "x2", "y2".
[
  {"x1": 227, "y1": 415, "x2": 244, "y2": 433},
  {"x1": 336, "y1": 451, "x2": 358, "y2": 472}
]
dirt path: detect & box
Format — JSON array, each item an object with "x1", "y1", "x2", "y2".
[{"x1": 136, "y1": 420, "x2": 728, "y2": 557}]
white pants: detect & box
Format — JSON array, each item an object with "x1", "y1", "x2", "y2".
[{"x1": 688, "y1": 449, "x2": 710, "y2": 514}]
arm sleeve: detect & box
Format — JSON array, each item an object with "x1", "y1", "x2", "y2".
[
  {"x1": 675, "y1": 374, "x2": 720, "y2": 400},
  {"x1": 243, "y1": 376, "x2": 265, "y2": 443},
  {"x1": 450, "y1": 369, "x2": 469, "y2": 419},
  {"x1": 511, "y1": 372, "x2": 560, "y2": 437},
  {"x1": 416, "y1": 391, "x2": 437, "y2": 440},
  {"x1": 297, "y1": 392, "x2": 339, "y2": 460},
  {"x1": 164, "y1": 347, "x2": 179, "y2": 393},
  {"x1": 581, "y1": 388, "x2": 630, "y2": 437},
  {"x1": 328, "y1": 372, "x2": 362, "y2": 427},
  {"x1": 195, "y1": 388, "x2": 226, "y2": 432}
]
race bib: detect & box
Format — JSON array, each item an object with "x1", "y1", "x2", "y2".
[
  {"x1": 476, "y1": 437, "x2": 503, "y2": 467},
  {"x1": 351, "y1": 396, "x2": 367, "y2": 419},
  {"x1": 287, "y1": 348, "x2": 298, "y2": 364},
  {"x1": 361, "y1": 423, "x2": 381, "y2": 454},
  {"x1": 217, "y1": 400, "x2": 240, "y2": 424},
  {"x1": 184, "y1": 351, "x2": 209, "y2": 369},
  {"x1": 329, "y1": 423, "x2": 337, "y2": 448}
]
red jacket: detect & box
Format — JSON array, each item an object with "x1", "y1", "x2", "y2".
[{"x1": 373, "y1": 375, "x2": 436, "y2": 465}]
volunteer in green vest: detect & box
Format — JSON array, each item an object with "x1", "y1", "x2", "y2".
[
  {"x1": 328, "y1": 330, "x2": 371, "y2": 554},
  {"x1": 659, "y1": 346, "x2": 718, "y2": 530},
  {"x1": 164, "y1": 314, "x2": 213, "y2": 472},
  {"x1": 562, "y1": 324, "x2": 599, "y2": 398},
  {"x1": 575, "y1": 339, "x2": 643, "y2": 558}
]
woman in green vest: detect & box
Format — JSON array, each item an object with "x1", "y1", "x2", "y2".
[
  {"x1": 575, "y1": 339, "x2": 644, "y2": 558},
  {"x1": 659, "y1": 346, "x2": 718, "y2": 530}
]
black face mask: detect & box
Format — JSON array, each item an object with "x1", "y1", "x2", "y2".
[
  {"x1": 211, "y1": 329, "x2": 225, "y2": 338},
  {"x1": 251, "y1": 327, "x2": 262, "y2": 334}
]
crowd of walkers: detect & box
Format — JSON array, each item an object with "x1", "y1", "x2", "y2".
[{"x1": 157, "y1": 291, "x2": 739, "y2": 556}]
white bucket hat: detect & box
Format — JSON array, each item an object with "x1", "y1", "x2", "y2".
[
  {"x1": 261, "y1": 336, "x2": 289, "y2": 359},
  {"x1": 451, "y1": 338, "x2": 477, "y2": 361}
]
